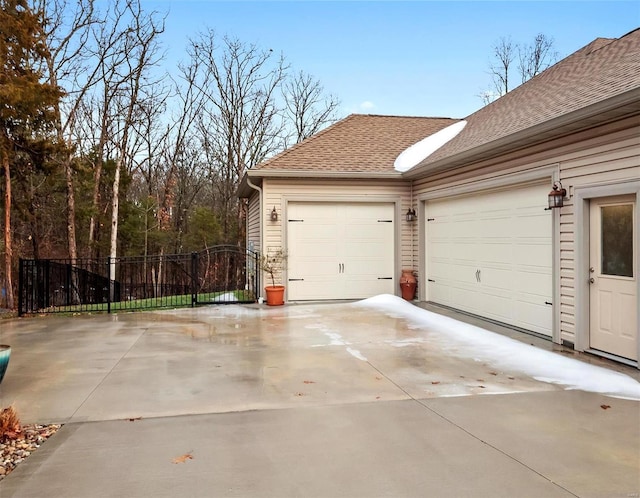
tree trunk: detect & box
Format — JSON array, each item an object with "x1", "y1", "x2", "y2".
[
  {"x1": 88, "y1": 133, "x2": 105, "y2": 258},
  {"x1": 2, "y1": 150, "x2": 14, "y2": 309},
  {"x1": 109, "y1": 155, "x2": 122, "y2": 301},
  {"x1": 64, "y1": 154, "x2": 81, "y2": 304},
  {"x1": 64, "y1": 155, "x2": 78, "y2": 262}
]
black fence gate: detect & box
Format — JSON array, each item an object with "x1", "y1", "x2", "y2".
[{"x1": 18, "y1": 245, "x2": 260, "y2": 315}]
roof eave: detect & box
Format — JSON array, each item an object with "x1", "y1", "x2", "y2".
[
  {"x1": 237, "y1": 169, "x2": 404, "y2": 198},
  {"x1": 403, "y1": 87, "x2": 640, "y2": 180},
  {"x1": 246, "y1": 169, "x2": 404, "y2": 180}
]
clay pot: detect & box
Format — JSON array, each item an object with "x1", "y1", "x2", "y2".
[
  {"x1": 265, "y1": 286, "x2": 285, "y2": 306},
  {"x1": 399, "y1": 270, "x2": 417, "y2": 301}
]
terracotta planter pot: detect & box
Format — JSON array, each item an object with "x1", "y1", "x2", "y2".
[
  {"x1": 0, "y1": 345, "x2": 11, "y2": 385},
  {"x1": 399, "y1": 270, "x2": 417, "y2": 301},
  {"x1": 265, "y1": 286, "x2": 285, "y2": 306}
]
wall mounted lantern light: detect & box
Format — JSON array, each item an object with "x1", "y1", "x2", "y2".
[
  {"x1": 548, "y1": 181, "x2": 567, "y2": 209},
  {"x1": 406, "y1": 208, "x2": 417, "y2": 222},
  {"x1": 270, "y1": 206, "x2": 278, "y2": 222}
]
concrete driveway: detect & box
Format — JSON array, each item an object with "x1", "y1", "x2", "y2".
[{"x1": 0, "y1": 300, "x2": 638, "y2": 497}]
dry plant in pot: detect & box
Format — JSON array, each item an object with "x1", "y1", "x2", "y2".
[{"x1": 259, "y1": 249, "x2": 287, "y2": 306}]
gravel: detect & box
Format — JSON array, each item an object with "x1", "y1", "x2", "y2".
[{"x1": 0, "y1": 424, "x2": 60, "y2": 481}]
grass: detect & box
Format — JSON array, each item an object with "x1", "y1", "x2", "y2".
[{"x1": 42, "y1": 289, "x2": 256, "y2": 314}]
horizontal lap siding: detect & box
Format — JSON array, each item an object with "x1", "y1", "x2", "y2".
[
  {"x1": 559, "y1": 124, "x2": 640, "y2": 344},
  {"x1": 247, "y1": 191, "x2": 260, "y2": 252},
  {"x1": 262, "y1": 178, "x2": 414, "y2": 273}
]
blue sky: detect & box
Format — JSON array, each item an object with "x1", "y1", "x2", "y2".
[{"x1": 145, "y1": 1, "x2": 639, "y2": 118}]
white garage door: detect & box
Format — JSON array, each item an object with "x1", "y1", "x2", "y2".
[
  {"x1": 426, "y1": 183, "x2": 553, "y2": 336},
  {"x1": 287, "y1": 202, "x2": 395, "y2": 300}
]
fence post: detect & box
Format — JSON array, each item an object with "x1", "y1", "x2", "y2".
[
  {"x1": 106, "y1": 257, "x2": 111, "y2": 314},
  {"x1": 191, "y1": 252, "x2": 198, "y2": 307},
  {"x1": 17, "y1": 259, "x2": 23, "y2": 316}
]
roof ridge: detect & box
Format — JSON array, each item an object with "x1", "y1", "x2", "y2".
[
  {"x1": 579, "y1": 37, "x2": 616, "y2": 56},
  {"x1": 354, "y1": 113, "x2": 458, "y2": 120}
]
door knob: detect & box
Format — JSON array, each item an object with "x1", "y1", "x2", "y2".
[
  {"x1": 589, "y1": 277, "x2": 595, "y2": 284},
  {"x1": 589, "y1": 267, "x2": 594, "y2": 273}
]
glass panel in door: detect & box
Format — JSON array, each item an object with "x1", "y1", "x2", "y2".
[{"x1": 600, "y1": 204, "x2": 633, "y2": 277}]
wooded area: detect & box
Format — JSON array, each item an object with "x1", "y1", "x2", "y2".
[{"x1": 0, "y1": 0, "x2": 340, "y2": 309}]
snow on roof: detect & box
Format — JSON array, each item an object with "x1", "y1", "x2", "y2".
[{"x1": 393, "y1": 120, "x2": 467, "y2": 172}]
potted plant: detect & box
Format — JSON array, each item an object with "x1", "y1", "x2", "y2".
[
  {"x1": 0, "y1": 345, "x2": 11, "y2": 385},
  {"x1": 259, "y1": 249, "x2": 287, "y2": 306}
]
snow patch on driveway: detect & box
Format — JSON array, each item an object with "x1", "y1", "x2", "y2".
[{"x1": 356, "y1": 295, "x2": 640, "y2": 400}]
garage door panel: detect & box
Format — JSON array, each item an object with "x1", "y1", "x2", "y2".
[
  {"x1": 481, "y1": 266, "x2": 514, "y2": 289},
  {"x1": 514, "y1": 301, "x2": 553, "y2": 334},
  {"x1": 514, "y1": 243, "x2": 551, "y2": 267},
  {"x1": 294, "y1": 241, "x2": 339, "y2": 258},
  {"x1": 432, "y1": 261, "x2": 476, "y2": 283},
  {"x1": 514, "y1": 270, "x2": 552, "y2": 296},
  {"x1": 432, "y1": 243, "x2": 476, "y2": 262},
  {"x1": 288, "y1": 202, "x2": 395, "y2": 300},
  {"x1": 427, "y1": 182, "x2": 552, "y2": 336},
  {"x1": 513, "y1": 214, "x2": 550, "y2": 237},
  {"x1": 449, "y1": 285, "x2": 481, "y2": 308},
  {"x1": 290, "y1": 259, "x2": 338, "y2": 276},
  {"x1": 481, "y1": 243, "x2": 513, "y2": 263}
]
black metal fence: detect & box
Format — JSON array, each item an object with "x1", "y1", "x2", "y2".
[{"x1": 18, "y1": 245, "x2": 260, "y2": 315}]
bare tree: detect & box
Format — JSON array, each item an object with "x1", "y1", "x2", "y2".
[
  {"x1": 103, "y1": 1, "x2": 164, "y2": 294},
  {"x1": 479, "y1": 34, "x2": 558, "y2": 105},
  {"x1": 283, "y1": 70, "x2": 340, "y2": 145},
  {"x1": 481, "y1": 36, "x2": 516, "y2": 105},
  {"x1": 188, "y1": 32, "x2": 287, "y2": 242},
  {"x1": 518, "y1": 33, "x2": 558, "y2": 83}
]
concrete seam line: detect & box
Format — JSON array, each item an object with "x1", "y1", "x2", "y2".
[
  {"x1": 366, "y1": 360, "x2": 417, "y2": 401},
  {"x1": 68, "y1": 327, "x2": 149, "y2": 423},
  {"x1": 413, "y1": 398, "x2": 580, "y2": 497}
]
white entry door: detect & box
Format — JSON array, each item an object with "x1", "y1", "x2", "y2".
[
  {"x1": 287, "y1": 202, "x2": 395, "y2": 300},
  {"x1": 589, "y1": 196, "x2": 638, "y2": 361}
]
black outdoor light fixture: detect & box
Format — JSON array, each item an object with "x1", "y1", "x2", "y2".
[
  {"x1": 406, "y1": 208, "x2": 417, "y2": 222},
  {"x1": 548, "y1": 181, "x2": 567, "y2": 209},
  {"x1": 270, "y1": 206, "x2": 278, "y2": 222}
]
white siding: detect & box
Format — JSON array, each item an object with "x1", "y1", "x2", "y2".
[{"x1": 246, "y1": 190, "x2": 260, "y2": 253}]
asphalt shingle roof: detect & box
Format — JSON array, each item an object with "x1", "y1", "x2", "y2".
[
  {"x1": 419, "y1": 28, "x2": 640, "y2": 167},
  {"x1": 253, "y1": 114, "x2": 459, "y2": 174}
]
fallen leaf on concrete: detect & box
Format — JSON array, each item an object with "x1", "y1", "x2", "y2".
[
  {"x1": 508, "y1": 376, "x2": 515, "y2": 380},
  {"x1": 303, "y1": 380, "x2": 315, "y2": 384},
  {"x1": 295, "y1": 392, "x2": 304, "y2": 397},
  {"x1": 375, "y1": 376, "x2": 382, "y2": 380},
  {"x1": 489, "y1": 372, "x2": 498, "y2": 376},
  {"x1": 600, "y1": 404, "x2": 611, "y2": 410},
  {"x1": 376, "y1": 396, "x2": 381, "y2": 400},
  {"x1": 478, "y1": 385, "x2": 486, "y2": 389},
  {"x1": 127, "y1": 417, "x2": 142, "y2": 422},
  {"x1": 172, "y1": 453, "x2": 193, "y2": 464},
  {"x1": 431, "y1": 381, "x2": 440, "y2": 385}
]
